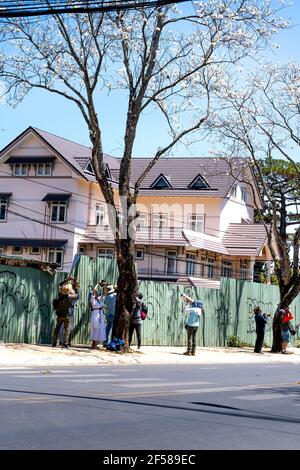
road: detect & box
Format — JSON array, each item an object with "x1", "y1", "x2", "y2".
[{"x1": 0, "y1": 363, "x2": 299, "y2": 450}]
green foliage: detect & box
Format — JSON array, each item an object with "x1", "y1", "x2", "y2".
[{"x1": 227, "y1": 335, "x2": 243, "y2": 348}]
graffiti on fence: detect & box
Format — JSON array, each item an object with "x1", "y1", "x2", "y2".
[{"x1": 0, "y1": 270, "x2": 51, "y2": 335}]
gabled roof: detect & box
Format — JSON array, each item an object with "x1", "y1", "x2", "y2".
[
  {"x1": 0, "y1": 127, "x2": 120, "y2": 183},
  {"x1": 0, "y1": 127, "x2": 254, "y2": 198}
]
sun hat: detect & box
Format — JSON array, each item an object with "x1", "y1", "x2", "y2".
[{"x1": 60, "y1": 283, "x2": 74, "y2": 295}]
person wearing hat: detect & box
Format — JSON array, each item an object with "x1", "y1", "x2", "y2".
[
  {"x1": 104, "y1": 285, "x2": 117, "y2": 345},
  {"x1": 181, "y1": 293, "x2": 204, "y2": 356},
  {"x1": 58, "y1": 276, "x2": 80, "y2": 346},
  {"x1": 253, "y1": 306, "x2": 269, "y2": 354},
  {"x1": 52, "y1": 284, "x2": 79, "y2": 348}
]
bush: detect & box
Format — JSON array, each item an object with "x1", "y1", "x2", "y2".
[{"x1": 227, "y1": 335, "x2": 243, "y2": 347}]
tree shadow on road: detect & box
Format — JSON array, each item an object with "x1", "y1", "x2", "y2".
[{"x1": 1, "y1": 385, "x2": 300, "y2": 425}]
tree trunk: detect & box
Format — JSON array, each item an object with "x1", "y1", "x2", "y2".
[
  {"x1": 271, "y1": 309, "x2": 282, "y2": 353},
  {"x1": 112, "y1": 237, "x2": 138, "y2": 350},
  {"x1": 271, "y1": 277, "x2": 300, "y2": 352}
]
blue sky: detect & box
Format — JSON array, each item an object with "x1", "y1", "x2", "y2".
[{"x1": 0, "y1": 1, "x2": 300, "y2": 157}]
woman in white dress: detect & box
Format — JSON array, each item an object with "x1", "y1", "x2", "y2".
[{"x1": 90, "y1": 289, "x2": 106, "y2": 349}]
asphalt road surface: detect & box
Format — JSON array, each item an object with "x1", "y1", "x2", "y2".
[{"x1": 0, "y1": 363, "x2": 299, "y2": 450}]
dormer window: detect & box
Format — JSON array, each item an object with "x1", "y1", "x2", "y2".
[
  {"x1": 84, "y1": 161, "x2": 94, "y2": 175},
  {"x1": 151, "y1": 174, "x2": 172, "y2": 189},
  {"x1": 188, "y1": 174, "x2": 209, "y2": 190},
  {"x1": 36, "y1": 162, "x2": 52, "y2": 176},
  {"x1": 13, "y1": 163, "x2": 29, "y2": 176}
]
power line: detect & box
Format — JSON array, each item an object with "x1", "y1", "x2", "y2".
[
  {"x1": 0, "y1": 0, "x2": 188, "y2": 18},
  {"x1": 0, "y1": 167, "x2": 271, "y2": 241},
  {"x1": 4, "y1": 206, "x2": 273, "y2": 279}
]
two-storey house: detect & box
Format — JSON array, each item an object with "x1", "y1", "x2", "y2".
[{"x1": 0, "y1": 127, "x2": 273, "y2": 287}]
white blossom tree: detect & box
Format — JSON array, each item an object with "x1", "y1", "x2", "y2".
[
  {"x1": 207, "y1": 61, "x2": 300, "y2": 351},
  {"x1": 0, "y1": 0, "x2": 289, "y2": 345}
]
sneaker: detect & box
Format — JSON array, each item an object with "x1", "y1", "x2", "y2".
[
  {"x1": 191, "y1": 352, "x2": 196, "y2": 356},
  {"x1": 52, "y1": 343, "x2": 57, "y2": 348},
  {"x1": 136, "y1": 348, "x2": 142, "y2": 353},
  {"x1": 62, "y1": 343, "x2": 70, "y2": 349},
  {"x1": 183, "y1": 351, "x2": 191, "y2": 356}
]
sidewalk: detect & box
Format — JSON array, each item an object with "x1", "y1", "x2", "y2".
[{"x1": 1, "y1": 342, "x2": 300, "y2": 367}]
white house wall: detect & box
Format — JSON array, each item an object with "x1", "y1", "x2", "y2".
[
  {"x1": 220, "y1": 187, "x2": 253, "y2": 234},
  {"x1": 0, "y1": 134, "x2": 94, "y2": 270}
]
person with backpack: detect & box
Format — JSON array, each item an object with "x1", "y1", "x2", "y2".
[
  {"x1": 52, "y1": 284, "x2": 79, "y2": 348},
  {"x1": 253, "y1": 306, "x2": 269, "y2": 354},
  {"x1": 58, "y1": 279, "x2": 80, "y2": 346},
  {"x1": 181, "y1": 293, "x2": 204, "y2": 356},
  {"x1": 129, "y1": 292, "x2": 148, "y2": 353},
  {"x1": 280, "y1": 307, "x2": 296, "y2": 354}
]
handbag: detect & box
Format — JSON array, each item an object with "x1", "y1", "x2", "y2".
[{"x1": 140, "y1": 311, "x2": 147, "y2": 320}]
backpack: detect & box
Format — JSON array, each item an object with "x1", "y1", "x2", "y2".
[
  {"x1": 52, "y1": 298, "x2": 59, "y2": 310},
  {"x1": 134, "y1": 300, "x2": 148, "y2": 320},
  {"x1": 282, "y1": 311, "x2": 293, "y2": 324},
  {"x1": 140, "y1": 311, "x2": 147, "y2": 320},
  {"x1": 106, "y1": 338, "x2": 125, "y2": 352}
]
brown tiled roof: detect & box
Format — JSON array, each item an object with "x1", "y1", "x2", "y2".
[
  {"x1": 80, "y1": 223, "x2": 268, "y2": 258},
  {"x1": 33, "y1": 128, "x2": 120, "y2": 181},
  {"x1": 131, "y1": 157, "x2": 245, "y2": 197},
  {"x1": 183, "y1": 229, "x2": 228, "y2": 254},
  {"x1": 222, "y1": 223, "x2": 268, "y2": 256},
  {"x1": 1, "y1": 127, "x2": 248, "y2": 197},
  {"x1": 79, "y1": 225, "x2": 187, "y2": 246}
]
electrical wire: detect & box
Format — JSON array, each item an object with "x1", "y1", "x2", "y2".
[
  {"x1": 0, "y1": 167, "x2": 273, "y2": 241},
  {"x1": 0, "y1": 0, "x2": 189, "y2": 18},
  {"x1": 4, "y1": 205, "x2": 274, "y2": 278}
]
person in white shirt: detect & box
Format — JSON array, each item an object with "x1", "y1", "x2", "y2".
[
  {"x1": 182, "y1": 293, "x2": 204, "y2": 356},
  {"x1": 89, "y1": 289, "x2": 106, "y2": 349}
]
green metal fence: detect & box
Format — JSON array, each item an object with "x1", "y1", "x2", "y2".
[{"x1": 0, "y1": 257, "x2": 299, "y2": 347}]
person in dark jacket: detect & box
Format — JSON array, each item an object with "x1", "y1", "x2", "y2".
[
  {"x1": 253, "y1": 306, "x2": 269, "y2": 354},
  {"x1": 129, "y1": 292, "x2": 148, "y2": 352},
  {"x1": 52, "y1": 284, "x2": 79, "y2": 348}
]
